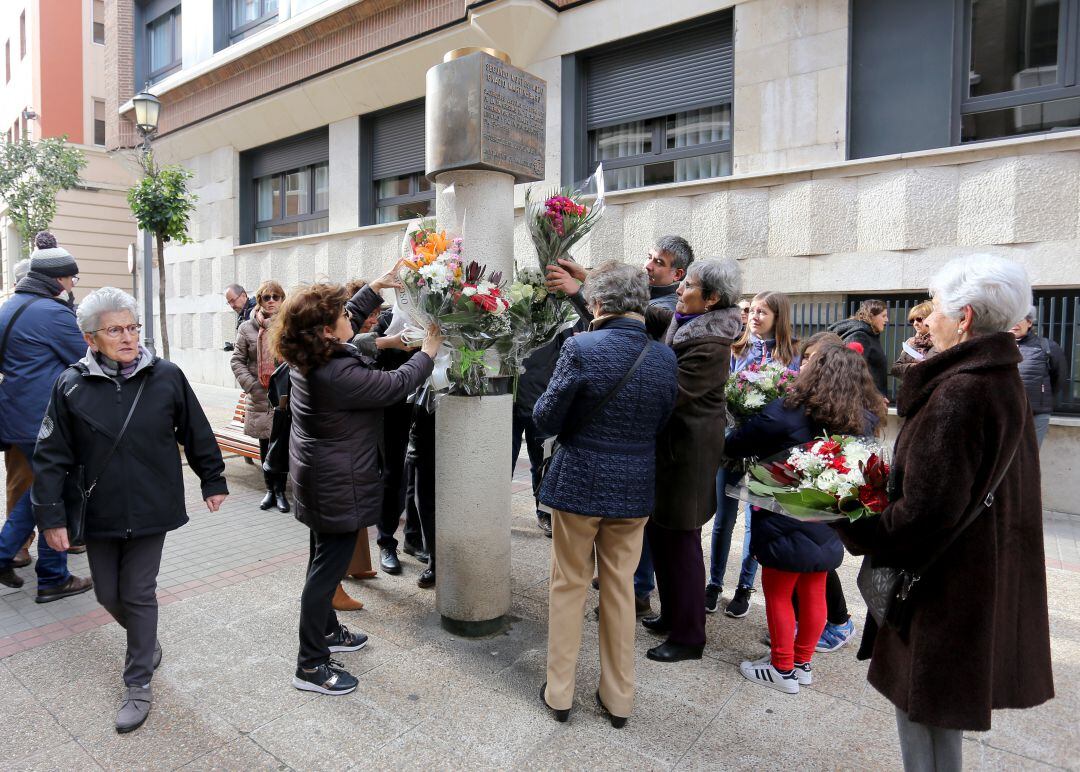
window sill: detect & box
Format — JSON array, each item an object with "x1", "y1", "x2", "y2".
[{"x1": 235, "y1": 219, "x2": 408, "y2": 252}]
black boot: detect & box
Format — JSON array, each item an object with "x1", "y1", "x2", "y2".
[
  {"x1": 275, "y1": 477, "x2": 290, "y2": 513},
  {"x1": 259, "y1": 470, "x2": 276, "y2": 510}
]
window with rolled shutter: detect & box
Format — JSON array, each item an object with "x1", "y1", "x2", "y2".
[
  {"x1": 578, "y1": 12, "x2": 733, "y2": 192},
  {"x1": 363, "y1": 100, "x2": 434, "y2": 225},
  {"x1": 243, "y1": 128, "x2": 329, "y2": 243}
]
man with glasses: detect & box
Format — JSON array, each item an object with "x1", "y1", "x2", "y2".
[
  {"x1": 0, "y1": 232, "x2": 93, "y2": 600},
  {"x1": 222, "y1": 284, "x2": 256, "y2": 351}
]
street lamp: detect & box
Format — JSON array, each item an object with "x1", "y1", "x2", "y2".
[{"x1": 132, "y1": 85, "x2": 161, "y2": 354}]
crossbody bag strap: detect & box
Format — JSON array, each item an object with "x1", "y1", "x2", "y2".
[
  {"x1": 0, "y1": 297, "x2": 45, "y2": 375},
  {"x1": 85, "y1": 376, "x2": 148, "y2": 496},
  {"x1": 910, "y1": 436, "x2": 1022, "y2": 581},
  {"x1": 562, "y1": 340, "x2": 653, "y2": 442}
]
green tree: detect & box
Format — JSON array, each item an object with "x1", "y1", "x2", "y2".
[
  {"x1": 127, "y1": 153, "x2": 197, "y2": 360},
  {"x1": 0, "y1": 137, "x2": 87, "y2": 254}
]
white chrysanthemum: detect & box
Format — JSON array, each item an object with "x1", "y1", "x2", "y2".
[
  {"x1": 461, "y1": 286, "x2": 477, "y2": 297},
  {"x1": 744, "y1": 392, "x2": 766, "y2": 409}
]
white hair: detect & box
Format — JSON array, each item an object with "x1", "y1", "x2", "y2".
[
  {"x1": 76, "y1": 287, "x2": 139, "y2": 334},
  {"x1": 686, "y1": 258, "x2": 742, "y2": 309},
  {"x1": 928, "y1": 254, "x2": 1031, "y2": 335}
]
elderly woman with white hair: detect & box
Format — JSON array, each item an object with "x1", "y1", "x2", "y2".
[
  {"x1": 31, "y1": 287, "x2": 228, "y2": 734},
  {"x1": 838, "y1": 254, "x2": 1054, "y2": 771}
]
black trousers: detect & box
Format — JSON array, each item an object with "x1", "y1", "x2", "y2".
[
  {"x1": 85, "y1": 532, "x2": 167, "y2": 687},
  {"x1": 792, "y1": 568, "x2": 849, "y2": 625},
  {"x1": 511, "y1": 409, "x2": 547, "y2": 509},
  {"x1": 298, "y1": 529, "x2": 358, "y2": 668},
  {"x1": 377, "y1": 399, "x2": 415, "y2": 550},
  {"x1": 405, "y1": 405, "x2": 436, "y2": 571},
  {"x1": 647, "y1": 521, "x2": 706, "y2": 648},
  {"x1": 258, "y1": 438, "x2": 287, "y2": 492}
]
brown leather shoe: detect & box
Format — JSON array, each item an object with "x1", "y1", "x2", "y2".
[
  {"x1": 332, "y1": 584, "x2": 363, "y2": 611},
  {"x1": 348, "y1": 570, "x2": 378, "y2": 580},
  {"x1": 11, "y1": 548, "x2": 31, "y2": 569},
  {"x1": 35, "y1": 574, "x2": 93, "y2": 604}
]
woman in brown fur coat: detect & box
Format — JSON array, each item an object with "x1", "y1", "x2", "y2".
[{"x1": 838, "y1": 254, "x2": 1053, "y2": 771}]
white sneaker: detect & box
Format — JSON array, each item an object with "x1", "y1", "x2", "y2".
[
  {"x1": 739, "y1": 659, "x2": 799, "y2": 694},
  {"x1": 793, "y1": 661, "x2": 813, "y2": 685}
]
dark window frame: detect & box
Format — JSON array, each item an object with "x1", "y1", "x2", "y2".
[
  {"x1": 956, "y1": 0, "x2": 1080, "y2": 142},
  {"x1": 228, "y1": 0, "x2": 278, "y2": 44},
  {"x1": 139, "y1": 0, "x2": 183, "y2": 86},
  {"x1": 586, "y1": 108, "x2": 733, "y2": 177},
  {"x1": 372, "y1": 172, "x2": 434, "y2": 225},
  {"x1": 92, "y1": 99, "x2": 106, "y2": 146},
  {"x1": 239, "y1": 128, "x2": 330, "y2": 244},
  {"x1": 93, "y1": 0, "x2": 106, "y2": 45},
  {"x1": 359, "y1": 100, "x2": 432, "y2": 226},
  {"x1": 19, "y1": 12, "x2": 26, "y2": 58},
  {"x1": 252, "y1": 163, "x2": 329, "y2": 243}
]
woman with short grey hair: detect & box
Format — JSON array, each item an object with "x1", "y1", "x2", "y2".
[
  {"x1": 535, "y1": 261, "x2": 678, "y2": 726},
  {"x1": 641, "y1": 258, "x2": 743, "y2": 663},
  {"x1": 32, "y1": 287, "x2": 229, "y2": 734},
  {"x1": 838, "y1": 254, "x2": 1053, "y2": 770}
]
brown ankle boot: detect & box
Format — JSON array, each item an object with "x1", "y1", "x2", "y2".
[
  {"x1": 347, "y1": 528, "x2": 377, "y2": 579},
  {"x1": 332, "y1": 584, "x2": 363, "y2": 611}
]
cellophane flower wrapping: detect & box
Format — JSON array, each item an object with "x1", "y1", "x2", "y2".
[
  {"x1": 502, "y1": 265, "x2": 580, "y2": 393},
  {"x1": 725, "y1": 362, "x2": 796, "y2": 420},
  {"x1": 523, "y1": 165, "x2": 606, "y2": 273},
  {"x1": 399, "y1": 223, "x2": 513, "y2": 395},
  {"x1": 740, "y1": 435, "x2": 891, "y2": 522}
]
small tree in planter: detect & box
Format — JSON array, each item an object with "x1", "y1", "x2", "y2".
[
  {"x1": 127, "y1": 153, "x2": 196, "y2": 360},
  {"x1": 0, "y1": 136, "x2": 86, "y2": 255}
]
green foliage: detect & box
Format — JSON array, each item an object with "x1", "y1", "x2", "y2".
[
  {"x1": 0, "y1": 137, "x2": 87, "y2": 253},
  {"x1": 126, "y1": 154, "x2": 197, "y2": 244}
]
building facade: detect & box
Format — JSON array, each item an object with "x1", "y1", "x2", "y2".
[
  {"x1": 104, "y1": 0, "x2": 1079, "y2": 510},
  {"x1": 0, "y1": 0, "x2": 139, "y2": 300}
]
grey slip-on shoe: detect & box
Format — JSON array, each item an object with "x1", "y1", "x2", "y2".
[{"x1": 115, "y1": 685, "x2": 152, "y2": 733}]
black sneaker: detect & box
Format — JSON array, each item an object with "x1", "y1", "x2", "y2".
[
  {"x1": 536, "y1": 511, "x2": 552, "y2": 538},
  {"x1": 705, "y1": 584, "x2": 721, "y2": 614},
  {"x1": 725, "y1": 586, "x2": 753, "y2": 618},
  {"x1": 326, "y1": 624, "x2": 368, "y2": 653},
  {"x1": 292, "y1": 659, "x2": 358, "y2": 695}
]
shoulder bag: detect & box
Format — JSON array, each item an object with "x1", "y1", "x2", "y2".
[
  {"x1": 537, "y1": 339, "x2": 656, "y2": 489},
  {"x1": 63, "y1": 376, "x2": 147, "y2": 544},
  {"x1": 262, "y1": 361, "x2": 292, "y2": 476},
  {"x1": 857, "y1": 437, "x2": 1021, "y2": 636}
]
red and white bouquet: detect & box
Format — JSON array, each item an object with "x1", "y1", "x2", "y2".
[
  {"x1": 725, "y1": 362, "x2": 796, "y2": 420},
  {"x1": 742, "y1": 435, "x2": 890, "y2": 522},
  {"x1": 524, "y1": 168, "x2": 605, "y2": 270}
]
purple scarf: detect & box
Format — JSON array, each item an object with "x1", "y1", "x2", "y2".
[{"x1": 674, "y1": 311, "x2": 704, "y2": 327}]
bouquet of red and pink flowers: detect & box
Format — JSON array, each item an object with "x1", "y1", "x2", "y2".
[
  {"x1": 739, "y1": 435, "x2": 890, "y2": 522},
  {"x1": 524, "y1": 181, "x2": 605, "y2": 270},
  {"x1": 725, "y1": 362, "x2": 796, "y2": 420}
]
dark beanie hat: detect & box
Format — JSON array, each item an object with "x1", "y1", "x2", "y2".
[{"x1": 29, "y1": 231, "x2": 79, "y2": 278}]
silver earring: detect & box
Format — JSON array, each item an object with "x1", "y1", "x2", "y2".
[{"x1": 957, "y1": 328, "x2": 964, "y2": 335}]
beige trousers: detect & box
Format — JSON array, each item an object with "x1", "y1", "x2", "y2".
[{"x1": 545, "y1": 509, "x2": 646, "y2": 718}]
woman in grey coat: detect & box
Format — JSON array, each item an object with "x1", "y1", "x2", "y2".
[
  {"x1": 271, "y1": 275, "x2": 440, "y2": 696},
  {"x1": 230, "y1": 280, "x2": 288, "y2": 511}
]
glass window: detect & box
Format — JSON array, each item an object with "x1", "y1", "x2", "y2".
[
  {"x1": 93, "y1": 100, "x2": 106, "y2": 146},
  {"x1": 314, "y1": 163, "x2": 329, "y2": 212},
  {"x1": 962, "y1": 95, "x2": 1080, "y2": 141},
  {"x1": 256, "y1": 175, "x2": 280, "y2": 222},
  {"x1": 147, "y1": 8, "x2": 181, "y2": 80},
  {"x1": 253, "y1": 163, "x2": 328, "y2": 243},
  {"x1": 969, "y1": 0, "x2": 1061, "y2": 98},
  {"x1": 373, "y1": 172, "x2": 435, "y2": 224},
  {"x1": 93, "y1": 1, "x2": 105, "y2": 44},
  {"x1": 588, "y1": 107, "x2": 732, "y2": 193},
  {"x1": 229, "y1": 0, "x2": 277, "y2": 42},
  {"x1": 19, "y1": 12, "x2": 26, "y2": 57},
  {"x1": 284, "y1": 170, "x2": 310, "y2": 216}
]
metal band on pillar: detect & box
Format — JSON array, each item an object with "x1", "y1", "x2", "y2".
[{"x1": 426, "y1": 49, "x2": 546, "y2": 636}]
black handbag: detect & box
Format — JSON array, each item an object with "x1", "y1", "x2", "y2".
[
  {"x1": 63, "y1": 377, "x2": 147, "y2": 544},
  {"x1": 262, "y1": 362, "x2": 292, "y2": 476},
  {"x1": 537, "y1": 340, "x2": 655, "y2": 490},
  {"x1": 856, "y1": 437, "x2": 1020, "y2": 634}
]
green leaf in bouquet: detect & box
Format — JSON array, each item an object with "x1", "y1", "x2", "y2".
[
  {"x1": 837, "y1": 493, "x2": 864, "y2": 514},
  {"x1": 796, "y1": 487, "x2": 840, "y2": 510},
  {"x1": 749, "y1": 465, "x2": 780, "y2": 486},
  {"x1": 771, "y1": 491, "x2": 832, "y2": 518},
  {"x1": 440, "y1": 312, "x2": 479, "y2": 324},
  {"x1": 746, "y1": 479, "x2": 789, "y2": 497}
]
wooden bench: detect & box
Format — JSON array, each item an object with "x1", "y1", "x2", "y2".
[{"x1": 214, "y1": 395, "x2": 261, "y2": 461}]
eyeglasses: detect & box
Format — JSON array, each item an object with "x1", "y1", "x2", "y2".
[
  {"x1": 911, "y1": 317, "x2": 924, "y2": 324},
  {"x1": 71, "y1": 276, "x2": 80, "y2": 285},
  {"x1": 92, "y1": 324, "x2": 142, "y2": 339},
  {"x1": 261, "y1": 294, "x2": 282, "y2": 302}
]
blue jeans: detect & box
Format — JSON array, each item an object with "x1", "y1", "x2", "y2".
[
  {"x1": 1033, "y1": 412, "x2": 1051, "y2": 448},
  {"x1": 633, "y1": 532, "x2": 654, "y2": 599},
  {"x1": 708, "y1": 466, "x2": 759, "y2": 590},
  {"x1": 0, "y1": 443, "x2": 70, "y2": 587}
]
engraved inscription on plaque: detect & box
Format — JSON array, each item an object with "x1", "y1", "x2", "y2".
[{"x1": 480, "y1": 60, "x2": 545, "y2": 180}]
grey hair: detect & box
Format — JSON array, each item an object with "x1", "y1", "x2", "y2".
[
  {"x1": 928, "y1": 254, "x2": 1031, "y2": 335},
  {"x1": 13, "y1": 259, "x2": 30, "y2": 283},
  {"x1": 76, "y1": 287, "x2": 139, "y2": 334},
  {"x1": 1025, "y1": 304, "x2": 1038, "y2": 322},
  {"x1": 584, "y1": 261, "x2": 650, "y2": 316},
  {"x1": 686, "y1": 258, "x2": 742, "y2": 309},
  {"x1": 655, "y1": 235, "x2": 695, "y2": 273},
  {"x1": 223, "y1": 283, "x2": 246, "y2": 297}
]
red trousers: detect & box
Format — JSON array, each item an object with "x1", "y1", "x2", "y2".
[{"x1": 761, "y1": 567, "x2": 827, "y2": 671}]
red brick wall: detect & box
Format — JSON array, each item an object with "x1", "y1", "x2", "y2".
[{"x1": 105, "y1": 0, "x2": 138, "y2": 150}]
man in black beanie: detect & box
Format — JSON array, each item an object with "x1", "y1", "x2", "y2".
[{"x1": 0, "y1": 231, "x2": 93, "y2": 601}]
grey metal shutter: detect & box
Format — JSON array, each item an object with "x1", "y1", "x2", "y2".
[
  {"x1": 249, "y1": 128, "x2": 329, "y2": 178},
  {"x1": 371, "y1": 100, "x2": 426, "y2": 180},
  {"x1": 585, "y1": 13, "x2": 733, "y2": 129}
]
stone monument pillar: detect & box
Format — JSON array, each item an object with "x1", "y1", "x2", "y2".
[{"x1": 425, "y1": 48, "x2": 546, "y2": 635}]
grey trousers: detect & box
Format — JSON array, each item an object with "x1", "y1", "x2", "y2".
[
  {"x1": 85, "y1": 532, "x2": 167, "y2": 687},
  {"x1": 894, "y1": 707, "x2": 963, "y2": 772}
]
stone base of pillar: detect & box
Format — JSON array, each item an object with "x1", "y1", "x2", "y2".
[{"x1": 435, "y1": 394, "x2": 513, "y2": 636}]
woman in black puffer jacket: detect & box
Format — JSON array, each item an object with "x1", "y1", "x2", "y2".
[
  {"x1": 829, "y1": 299, "x2": 889, "y2": 398},
  {"x1": 271, "y1": 276, "x2": 441, "y2": 697},
  {"x1": 724, "y1": 340, "x2": 884, "y2": 695}
]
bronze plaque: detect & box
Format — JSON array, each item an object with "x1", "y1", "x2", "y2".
[{"x1": 426, "y1": 51, "x2": 546, "y2": 183}]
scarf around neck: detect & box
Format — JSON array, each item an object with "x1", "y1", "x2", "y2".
[
  {"x1": 674, "y1": 311, "x2": 704, "y2": 327},
  {"x1": 96, "y1": 351, "x2": 141, "y2": 379},
  {"x1": 15, "y1": 272, "x2": 64, "y2": 300},
  {"x1": 255, "y1": 309, "x2": 276, "y2": 389}
]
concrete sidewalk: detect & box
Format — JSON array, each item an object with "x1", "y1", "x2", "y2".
[{"x1": 0, "y1": 382, "x2": 1076, "y2": 770}]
